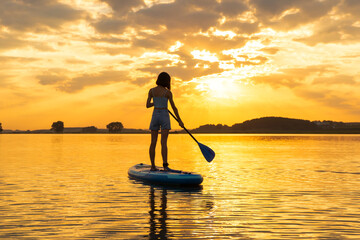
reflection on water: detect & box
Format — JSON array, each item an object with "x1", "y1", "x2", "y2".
[
  {"x1": 148, "y1": 187, "x2": 167, "y2": 239},
  {"x1": 0, "y1": 134, "x2": 360, "y2": 239},
  {"x1": 146, "y1": 184, "x2": 205, "y2": 240},
  {"x1": 149, "y1": 187, "x2": 171, "y2": 240}
]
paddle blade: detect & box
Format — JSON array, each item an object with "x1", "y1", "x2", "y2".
[{"x1": 198, "y1": 142, "x2": 215, "y2": 163}]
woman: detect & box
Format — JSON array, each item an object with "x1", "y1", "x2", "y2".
[{"x1": 146, "y1": 72, "x2": 184, "y2": 171}]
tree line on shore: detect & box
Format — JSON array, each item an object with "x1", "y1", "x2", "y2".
[
  {"x1": 191, "y1": 117, "x2": 360, "y2": 133},
  {"x1": 50, "y1": 121, "x2": 124, "y2": 133},
  {"x1": 0, "y1": 121, "x2": 124, "y2": 133}
]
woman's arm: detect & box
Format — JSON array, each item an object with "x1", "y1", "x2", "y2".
[
  {"x1": 146, "y1": 89, "x2": 154, "y2": 108},
  {"x1": 168, "y1": 91, "x2": 184, "y2": 128}
]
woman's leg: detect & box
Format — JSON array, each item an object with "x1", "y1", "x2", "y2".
[
  {"x1": 149, "y1": 130, "x2": 158, "y2": 170},
  {"x1": 161, "y1": 129, "x2": 169, "y2": 169}
]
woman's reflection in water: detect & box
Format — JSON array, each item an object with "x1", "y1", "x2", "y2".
[
  {"x1": 147, "y1": 185, "x2": 209, "y2": 240},
  {"x1": 149, "y1": 187, "x2": 168, "y2": 240}
]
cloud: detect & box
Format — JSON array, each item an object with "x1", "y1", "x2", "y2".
[
  {"x1": 282, "y1": 65, "x2": 336, "y2": 76},
  {"x1": 251, "y1": 65, "x2": 337, "y2": 88},
  {"x1": 286, "y1": 0, "x2": 360, "y2": 45},
  {"x1": 339, "y1": 0, "x2": 360, "y2": 17},
  {"x1": 100, "y1": 0, "x2": 145, "y2": 16},
  {"x1": 251, "y1": 65, "x2": 360, "y2": 114},
  {"x1": 0, "y1": 32, "x2": 56, "y2": 52},
  {"x1": 217, "y1": 0, "x2": 249, "y2": 17},
  {"x1": 65, "y1": 58, "x2": 90, "y2": 65},
  {"x1": 134, "y1": 1, "x2": 220, "y2": 32},
  {"x1": 92, "y1": 18, "x2": 129, "y2": 34},
  {"x1": 313, "y1": 75, "x2": 357, "y2": 85},
  {"x1": 91, "y1": 0, "x2": 145, "y2": 33},
  {"x1": 219, "y1": 21, "x2": 259, "y2": 35},
  {"x1": 251, "y1": 73, "x2": 302, "y2": 88},
  {"x1": 0, "y1": 0, "x2": 85, "y2": 31},
  {"x1": 183, "y1": 35, "x2": 247, "y2": 53},
  {"x1": 36, "y1": 68, "x2": 70, "y2": 86},
  {"x1": 296, "y1": 88, "x2": 360, "y2": 114},
  {"x1": 260, "y1": 47, "x2": 280, "y2": 55},
  {"x1": 89, "y1": 36, "x2": 130, "y2": 45},
  {"x1": 36, "y1": 69, "x2": 132, "y2": 92},
  {"x1": 38, "y1": 75, "x2": 67, "y2": 86},
  {"x1": 137, "y1": 56, "x2": 223, "y2": 82},
  {"x1": 37, "y1": 74, "x2": 68, "y2": 86},
  {"x1": 296, "y1": 17, "x2": 360, "y2": 45},
  {"x1": 249, "y1": 0, "x2": 339, "y2": 30},
  {"x1": 0, "y1": 56, "x2": 39, "y2": 87},
  {"x1": 0, "y1": 33, "x2": 27, "y2": 51},
  {"x1": 251, "y1": 0, "x2": 296, "y2": 15},
  {"x1": 132, "y1": 32, "x2": 172, "y2": 50},
  {"x1": 0, "y1": 56, "x2": 38, "y2": 63},
  {"x1": 0, "y1": 73, "x2": 14, "y2": 87},
  {"x1": 95, "y1": 0, "x2": 239, "y2": 35},
  {"x1": 59, "y1": 70, "x2": 130, "y2": 92}
]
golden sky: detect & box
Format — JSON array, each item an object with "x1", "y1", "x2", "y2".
[{"x1": 1, "y1": 0, "x2": 360, "y2": 130}]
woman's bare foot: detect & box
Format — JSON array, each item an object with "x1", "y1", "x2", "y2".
[{"x1": 163, "y1": 162, "x2": 170, "y2": 171}]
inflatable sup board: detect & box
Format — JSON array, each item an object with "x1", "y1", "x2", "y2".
[{"x1": 128, "y1": 163, "x2": 203, "y2": 186}]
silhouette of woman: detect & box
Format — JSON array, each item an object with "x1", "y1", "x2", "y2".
[{"x1": 146, "y1": 72, "x2": 184, "y2": 171}]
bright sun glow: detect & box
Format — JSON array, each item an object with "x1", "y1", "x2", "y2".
[{"x1": 194, "y1": 77, "x2": 242, "y2": 100}]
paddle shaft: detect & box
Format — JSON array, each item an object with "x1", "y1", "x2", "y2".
[{"x1": 168, "y1": 110, "x2": 198, "y2": 143}]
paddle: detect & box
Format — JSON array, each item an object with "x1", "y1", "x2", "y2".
[{"x1": 168, "y1": 110, "x2": 215, "y2": 163}]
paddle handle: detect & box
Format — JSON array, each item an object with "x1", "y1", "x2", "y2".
[{"x1": 168, "y1": 110, "x2": 198, "y2": 143}]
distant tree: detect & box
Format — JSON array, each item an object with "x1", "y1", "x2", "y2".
[
  {"x1": 107, "y1": 122, "x2": 124, "y2": 133},
  {"x1": 0, "y1": 123, "x2": 3, "y2": 133},
  {"x1": 82, "y1": 126, "x2": 97, "y2": 133},
  {"x1": 51, "y1": 121, "x2": 64, "y2": 133}
]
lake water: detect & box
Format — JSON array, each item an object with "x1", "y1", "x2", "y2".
[{"x1": 0, "y1": 134, "x2": 360, "y2": 239}]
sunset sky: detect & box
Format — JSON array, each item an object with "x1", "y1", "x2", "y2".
[{"x1": 1, "y1": 0, "x2": 360, "y2": 130}]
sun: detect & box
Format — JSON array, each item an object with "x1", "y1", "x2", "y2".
[
  {"x1": 207, "y1": 78, "x2": 228, "y2": 98},
  {"x1": 195, "y1": 77, "x2": 243, "y2": 100}
]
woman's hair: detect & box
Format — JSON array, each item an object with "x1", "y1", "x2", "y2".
[{"x1": 156, "y1": 72, "x2": 171, "y2": 90}]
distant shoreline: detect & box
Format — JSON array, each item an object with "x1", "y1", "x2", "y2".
[
  {"x1": 2, "y1": 116, "x2": 360, "y2": 135},
  {"x1": 2, "y1": 130, "x2": 360, "y2": 134}
]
